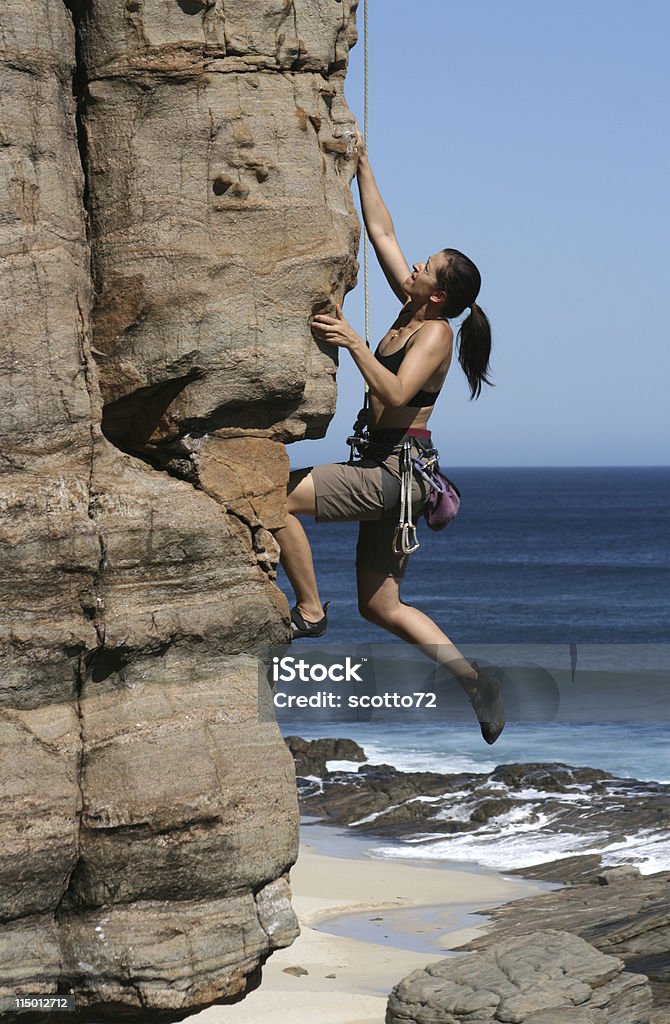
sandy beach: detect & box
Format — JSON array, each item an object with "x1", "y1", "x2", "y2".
[{"x1": 188, "y1": 826, "x2": 548, "y2": 1024}]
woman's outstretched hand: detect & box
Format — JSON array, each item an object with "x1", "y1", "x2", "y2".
[{"x1": 311, "y1": 304, "x2": 361, "y2": 349}]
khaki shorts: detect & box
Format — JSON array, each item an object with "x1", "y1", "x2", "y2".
[{"x1": 309, "y1": 452, "x2": 430, "y2": 578}]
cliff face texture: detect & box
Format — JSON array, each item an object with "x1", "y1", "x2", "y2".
[{"x1": 0, "y1": 0, "x2": 359, "y2": 1018}]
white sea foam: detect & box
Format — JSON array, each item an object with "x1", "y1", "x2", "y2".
[
  {"x1": 509, "y1": 787, "x2": 593, "y2": 803},
  {"x1": 347, "y1": 801, "x2": 405, "y2": 828},
  {"x1": 369, "y1": 813, "x2": 670, "y2": 875},
  {"x1": 353, "y1": 740, "x2": 497, "y2": 777},
  {"x1": 597, "y1": 829, "x2": 670, "y2": 874},
  {"x1": 325, "y1": 759, "x2": 364, "y2": 773},
  {"x1": 433, "y1": 802, "x2": 478, "y2": 824},
  {"x1": 440, "y1": 784, "x2": 574, "y2": 816},
  {"x1": 369, "y1": 825, "x2": 606, "y2": 872},
  {"x1": 369, "y1": 800, "x2": 613, "y2": 871}
]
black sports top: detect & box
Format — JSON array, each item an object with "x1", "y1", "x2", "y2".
[{"x1": 373, "y1": 328, "x2": 442, "y2": 407}]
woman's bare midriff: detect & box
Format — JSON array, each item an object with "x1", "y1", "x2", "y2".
[
  {"x1": 368, "y1": 393, "x2": 433, "y2": 431},
  {"x1": 368, "y1": 316, "x2": 452, "y2": 430}
]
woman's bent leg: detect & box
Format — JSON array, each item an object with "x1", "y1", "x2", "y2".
[
  {"x1": 272, "y1": 469, "x2": 325, "y2": 623},
  {"x1": 356, "y1": 567, "x2": 476, "y2": 680}
]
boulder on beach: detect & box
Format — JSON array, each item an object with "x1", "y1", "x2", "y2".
[
  {"x1": 386, "y1": 929, "x2": 653, "y2": 1024},
  {"x1": 458, "y1": 869, "x2": 670, "y2": 994}
]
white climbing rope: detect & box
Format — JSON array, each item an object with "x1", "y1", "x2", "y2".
[
  {"x1": 345, "y1": 0, "x2": 373, "y2": 461},
  {"x1": 363, "y1": 0, "x2": 370, "y2": 354}
]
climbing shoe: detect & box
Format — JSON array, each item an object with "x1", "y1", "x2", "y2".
[
  {"x1": 290, "y1": 601, "x2": 330, "y2": 639},
  {"x1": 468, "y1": 662, "x2": 506, "y2": 745}
]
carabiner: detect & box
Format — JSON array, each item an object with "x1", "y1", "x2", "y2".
[
  {"x1": 410, "y1": 457, "x2": 446, "y2": 493},
  {"x1": 401, "y1": 523, "x2": 420, "y2": 554}
]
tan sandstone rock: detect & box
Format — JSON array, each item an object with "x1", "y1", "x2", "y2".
[
  {"x1": 386, "y1": 930, "x2": 653, "y2": 1024},
  {"x1": 80, "y1": 1, "x2": 360, "y2": 451},
  {"x1": 0, "y1": 5, "x2": 99, "y2": 991},
  {"x1": 0, "y1": 0, "x2": 359, "y2": 1017}
]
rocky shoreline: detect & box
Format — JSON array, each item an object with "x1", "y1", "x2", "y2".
[{"x1": 286, "y1": 736, "x2": 670, "y2": 1023}]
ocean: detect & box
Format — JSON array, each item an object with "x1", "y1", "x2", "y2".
[{"x1": 275, "y1": 467, "x2": 670, "y2": 873}]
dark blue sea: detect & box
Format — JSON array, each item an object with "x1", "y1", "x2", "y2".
[{"x1": 276, "y1": 467, "x2": 670, "y2": 873}]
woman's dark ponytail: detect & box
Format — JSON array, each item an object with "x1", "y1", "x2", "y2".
[
  {"x1": 458, "y1": 302, "x2": 493, "y2": 400},
  {"x1": 436, "y1": 249, "x2": 493, "y2": 400}
]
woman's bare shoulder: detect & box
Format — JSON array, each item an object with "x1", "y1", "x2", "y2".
[{"x1": 411, "y1": 319, "x2": 454, "y2": 348}]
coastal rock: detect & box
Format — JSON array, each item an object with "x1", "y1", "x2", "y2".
[
  {"x1": 71, "y1": 0, "x2": 359, "y2": 78},
  {"x1": 149, "y1": 434, "x2": 290, "y2": 577},
  {"x1": 458, "y1": 869, "x2": 670, "y2": 964},
  {"x1": 489, "y1": 762, "x2": 611, "y2": 792},
  {"x1": 301, "y1": 761, "x2": 469, "y2": 830},
  {"x1": 386, "y1": 930, "x2": 653, "y2": 1024},
  {"x1": 0, "y1": 0, "x2": 101, "y2": 967},
  {"x1": 283, "y1": 965, "x2": 310, "y2": 978},
  {"x1": 285, "y1": 735, "x2": 367, "y2": 776},
  {"x1": 292, "y1": 752, "x2": 670, "y2": 867},
  {"x1": 598, "y1": 866, "x2": 643, "y2": 885},
  {"x1": 0, "y1": 0, "x2": 359, "y2": 1017},
  {"x1": 509, "y1": 855, "x2": 604, "y2": 885},
  {"x1": 457, "y1": 870, "x2": 670, "y2": 1020},
  {"x1": 469, "y1": 798, "x2": 517, "y2": 824}
]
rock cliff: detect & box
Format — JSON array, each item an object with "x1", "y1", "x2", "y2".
[{"x1": 0, "y1": 1, "x2": 359, "y2": 1018}]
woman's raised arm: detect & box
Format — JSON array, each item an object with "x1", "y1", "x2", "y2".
[{"x1": 356, "y1": 136, "x2": 412, "y2": 303}]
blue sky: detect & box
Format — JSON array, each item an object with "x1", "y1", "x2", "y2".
[{"x1": 290, "y1": 0, "x2": 669, "y2": 468}]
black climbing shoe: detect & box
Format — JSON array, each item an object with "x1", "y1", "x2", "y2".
[
  {"x1": 468, "y1": 662, "x2": 506, "y2": 745},
  {"x1": 290, "y1": 601, "x2": 330, "y2": 639}
]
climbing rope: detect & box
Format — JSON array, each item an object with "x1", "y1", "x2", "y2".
[
  {"x1": 346, "y1": 0, "x2": 371, "y2": 461},
  {"x1": 363, "y1": 0, "x2": 370, "y2": 354}
]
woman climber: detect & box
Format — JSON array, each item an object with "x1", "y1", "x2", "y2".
[{"x1": 271, "y1": 134, "x2": 505, "y2": 744}]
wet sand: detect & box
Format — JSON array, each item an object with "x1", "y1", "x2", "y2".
[{"x1": 187, "y1": 825, "x2": 547, "y2": 1024}]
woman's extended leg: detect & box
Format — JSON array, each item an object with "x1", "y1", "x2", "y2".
[
  {"x1": 272, "y1": 469, "x2": 326, "y2": 624},
  {"x1": 356, "y1": 566, "x2": 505, "y2": 743}
]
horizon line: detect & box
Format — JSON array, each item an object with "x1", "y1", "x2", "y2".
[
  {"x1": 291, "y1": 463, "x2": 670, "y2": 470},
  {"x1": 439, "y1": 464, "x2": 670, "y2": 470}
]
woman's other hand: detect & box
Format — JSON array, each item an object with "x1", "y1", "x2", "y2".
[
  {"x1": 354, "y1": 127, "x2": 367, "y2": 167},
  {"x1": 311, "y1": 304, "x2": 361, "y2": 349}
]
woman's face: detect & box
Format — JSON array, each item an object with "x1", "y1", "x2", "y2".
[{"x1": 403, "y1": 251, "x2": 448, "y2": 304}]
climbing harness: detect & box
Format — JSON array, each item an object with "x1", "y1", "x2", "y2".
[{"x1": 348, "y1": 428, "x2": 448, "y2": 556}]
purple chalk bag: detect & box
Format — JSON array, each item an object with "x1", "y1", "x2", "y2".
[{"x1": 411, "y1": 457, "x2": 461, "y2": 530}]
